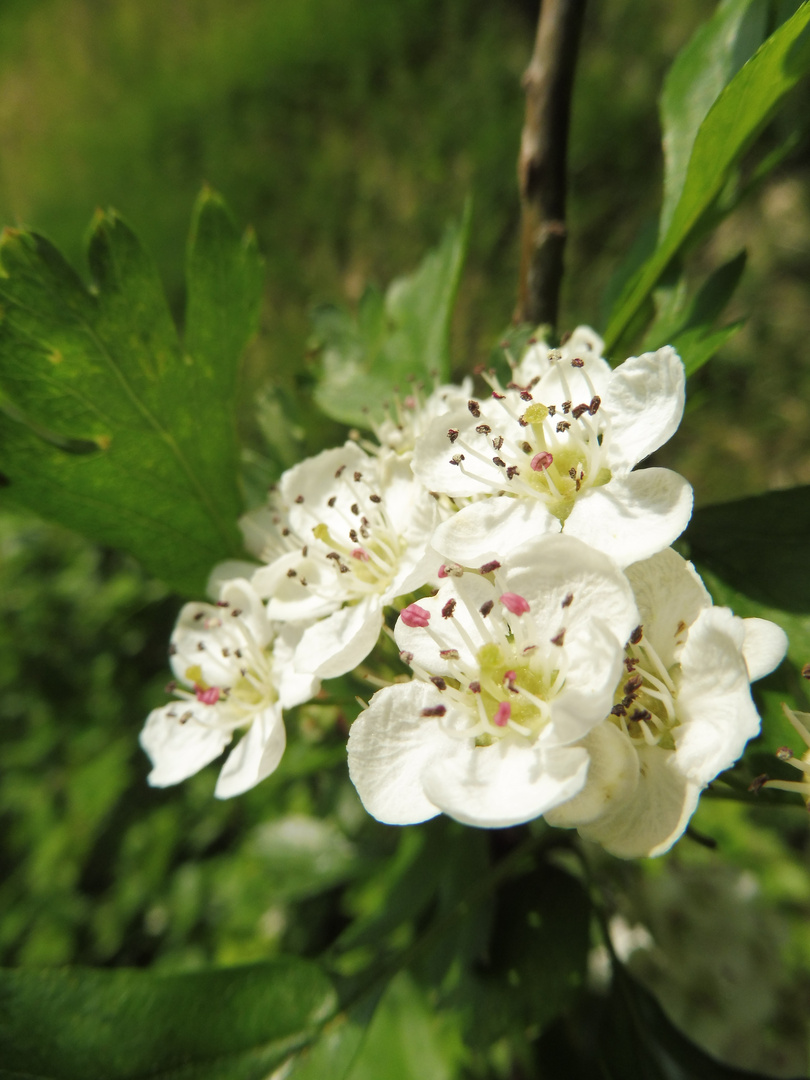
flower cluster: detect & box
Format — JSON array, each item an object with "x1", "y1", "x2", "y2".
[{"x1": 141, "y1": 328, "x2": 787, "y2": 858}]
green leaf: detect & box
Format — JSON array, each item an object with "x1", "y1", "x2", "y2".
[
  {"x1": 659, "y1": 0, "x2": 769, "y2": 237},
  {"x1": 313, "y1": 204, "x2": 470, "y2": 429},
  {"x1": 0, "y1": 959, "x2": 336, "y2": 1080},
  {"x1": 0, "y1": 189, "x2": 263, "y2": 595},
  {"x1": 476, "y1": 862, "x2": 591, "y2": 1039},
  {"x1": 642, "y1": 251, "x2": 747, "y2": 374},
  {"x1": 684, "y1": 485, "x2": 810, "y2": 613},
  {"x1": 599, "y1": 966, "x2": 802, "y2": 1079},
  {"x1": 605, "y1": 3, "x2": 810, "y2": 350}
]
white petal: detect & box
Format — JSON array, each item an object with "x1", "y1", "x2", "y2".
[
  {"x1": 395, "y1": 575, "x2": 494, "y2": 676},
  {"x1": 256, "y1": 551, "x2": 342, "y2": 622},
  {"x1": 545, "y1": 721, "x2": 639, "y2": 828},
  {"x1": 742, "y1": 617, "x2": 788, "y2": 682},
  {"x1": 675, "y1": 606, "x2": 760, "y2": 784},
  {"x1": 206, "y1": 560, "x2": 260, "y2": 599},
  {"x1": 411, "y1": 408, "x2": 500, "y2": 497},
  {"x1": 140, "y1": 702, "x2": 231, "y2": 787},
  {"x1": 422, "y1": 736, "x2": 589, "y2": 828},
  {"x1": 215, "y1": 705, "x2": 286, "y2": 798},
  {"x1": 564, "y1": 468, "x2": 693, "y2": 567},
  {"x1": 280, "y1": 442, "x2": 368, "y2": 533},
  {"x1": 603, "y1": 347, "x2": 686, "y2": 471},
  {"x1": 273, "y1": 626, "x2": 321, "y2": 708},
  {"x1": 578, "y1": 745, "x2": 701, "y2": 858},
  {"x1": 624, "y1": 548, "x2": 711, "y2": 666},
  {"x1": 430, "y1": 497, "x2": 558, "y2": 567},
  {"x1": 295, "y1": 596, "x2": 383, "y2": 679},
  {"x1": 347, "y1": 682, "x2": 446, "y2": 824},
  {"x1": 534, "y1": 352, "x2": 612, "y2": 406}
]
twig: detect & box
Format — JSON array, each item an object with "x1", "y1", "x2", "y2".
[{"x1": 515, "y1": 0, "x2": 587, "y2": 328}]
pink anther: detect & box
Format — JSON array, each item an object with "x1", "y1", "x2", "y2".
[
  {"x1": 401, "y1": 603, "x2": 431, "y2": 628},
  {"x1": 195, "y1": 685, "x2": 221, "y2": 706},
  {"x1": 493, "y1": 701, "x2": 511, "y2": 727},
  {"x1": 530, "y1": 451, "x2": 554, "y2": 472},
  {"x1": 500, "y1": 592, "x2": 530, "y2": 616},
  {"x1": 351, "y1": 547, "x2": 370, "y2": 561}
]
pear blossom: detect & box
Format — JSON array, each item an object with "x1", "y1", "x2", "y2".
[
  {"x1": 413, "y1": 342, "x2": 692, "y2": 568},
  {"x1": 140, "y1": 578, "x2": 318, "y2": 798},
  {"x1": 347, "y1": 534, "x2": 639, "y2": 827},
  {"x1": 372, "y1": 377, "x2": 473, "y2": 456},
  {"x1": 251, "y1": 442, "x2": 440, "y2": 679},
  {"x1": 545, "y1": 549, "x2": 788, "y2": 857}
]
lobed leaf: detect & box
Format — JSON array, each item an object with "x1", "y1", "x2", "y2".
[{"x1": 0, "y1": 189, "x2": 263, "y2": 596}]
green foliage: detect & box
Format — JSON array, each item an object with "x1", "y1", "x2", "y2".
[
  {"x1": 605, "y1": 2, "x2": 810, "y2": 349},
  {"x1": 0, "y1": 190, "x2": 261, "y2": 595},
  {"x1": 685, "y1": 485, "x2": 810, "y2": 613},
  {"x1": 312, "y1": 204, "x2": 470, "y2": 428},
  {"x1": 0, "y1": 959, "x2": 336, "y2": 1080}
]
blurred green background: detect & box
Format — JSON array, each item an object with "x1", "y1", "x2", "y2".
[{"x1": 1, "y1": 1, "x2": 810, "y2": 1076}]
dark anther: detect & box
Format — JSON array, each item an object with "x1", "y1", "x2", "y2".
[
  {"x1": 624, "y1": 656, "x2": 639, "y2": 671},
  {"x1": 369, "y1": 494, "x2": 382, "y2": 503},
  {"x1": 349, "y1": 529, "x2": 358, "y2": 542},
  {"x1": 439, "y1": 650, "x2": 460, "y2": 661},
  {"x1": 468, "y1": 400, "x2": 481, "y2": 417},
  {"x1": 421, "y1": 705, "x2": 447, "y2": 717},
  {"x1": 168, "y1": 643, "x2": 177, "y2": 656},
  {"x1": 431, "y1": 676, "x2": 448, "y2": 691},
  {"x1": 327, "y1": 496, "x2": 337, "y2": 508},
  {"x1": 562, "y1": 401, "x2": 571, "y2": 414},
  {"x1": 548, "y1": 405, "x2": 556, "y2": 416},
  {"x1": 562, "y1": 593, "x2": 574, "y2": 608},
  {"x1": 506, "y1": 466, "x2": 519, "y2": 479},
  {"x1": 492, "y1": 391, "x2": 505, "y2": 400},
  {"x1": 287, "y1": 568, "x2": 297, "y2": 578},
  {"x1": 302, "y1": 545, "x2": 308, "y2": 556},
  {"x1": 589, "y1": 396, "x2": 601, "y2": 415},
  {"x1": 400, "y1": 650, "x2": 414, "y2": 665},
  {"x1": 492, "y1": 456, "x2": 506, "y2": 468},
  {"x1": 556, "y1": 421, "x2": 571, "y2": 433},
  {"x1": 442, "y1": 599, "x2": 457, "y2": 619},
  {"x1": 300, "y1": 577, "x2": 308, "y2": 586},
  {"x1": 480, "y1": 560, "x2": 501, "y2": 574},
  {"x1": 339, "y1": 564, "x2": 350, "y2": 574},
  {"x1": 623, "y1": 673, "x2": 643, "y2": 695},
  {"x1": 197, "y1": 642, "x2": 205, "y2": 651},
  {"x1": 748, "y1": 774, "x2": 769, "y2": 794},
  {"x1": 521, "y1": 441, "x2": 533, "y2": 454},
  {"x1": 354, "y1": 471, "x2": 362, "y2": 482},
  {"x1": 179, "y1": 711, "x2": 192, "y2": 725},
  {"x1": 571, "y1": 403, "x2": 589, "y2": 419},
  {"x1": 282, "y1": 527, "x2": 290, "y2": 536},
  {"x1": 450, "y1": 455, "x2": 465, "y2": 466},
  {"x1": 469, "y1": 680, "x2": 481, "y2": 693},
  {"x1": 630, "y1": 625, "x2": 643, "y2": 645},
  {"x1": 216, "y1": 600, "x2": 229, "y2": 607},
  {"x1": 479, "y1": 599, "x2": 494, "y2": 617},
  {"x1": 518, "y1": 415, "x2": 528, "y2": 427},
  {"x1": 164, "y1": 680, "x2": 177, "y2": 694},
  {"x1": 221, "y1": 648, "x2": 230, "y2": 657},
  {"x1": 350, "y1": 503, "x2": 360, "y2": 515},
  {"x1": 571, "y1": 357, "x2": 584, "y2": 368},
  {"x1": 448, "y1": 428, "x2": 459, "y2": 443},
  {"x1": 295, "y1": 494, "x2": 304, "y2": 504},
  {"x1": 569, "y1": 467, "x2": 577, "y2": 479},
  {"x1": 551, "y1": 629, "x2": 566, "y2": 646},
  {"x1": 611, "y1": 703, "x2": 627, "y2": 717},
  {"x1": 326, "y1": 551, "x2": 340, "y2": 560},
  {"x1": 492, "y1": 435, "x2": 504, "y2": 450},
  {"x1": 631, "y1": 707, "x2": 652, "y2": 722},
  {"x1": 519, "y1": 390, "x2": 533, "y2": 401},
  {"x1": 193, "y1": 611, "x2": 205, "y2": 620},
  {"x1": 231, "y1": 608, "x2": 242, "y2": 617},
  {"x1": 335, "y1": 465, "x2": 345, "y2": 478}
]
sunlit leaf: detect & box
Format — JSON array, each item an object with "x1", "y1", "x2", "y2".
[
  {"x1": 659, "y1": 0, "x2": 769, "y2": 237},
  {"x1": 0, "y1": 189, "x2": 262, "y2": 595},
  {"x1": 605, "y1": 4, "x2": 810, "y2": 349},
  {"x1": 312, "y1": 203, "x2": 470, "y2": 429},
  {"x1": 0, "y1": 959, "x2": 335, "y2": 1080}
]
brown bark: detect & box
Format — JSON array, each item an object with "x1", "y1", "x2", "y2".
[{"x1": 515, "y1": 0, "x2": 587, "y2": 329}]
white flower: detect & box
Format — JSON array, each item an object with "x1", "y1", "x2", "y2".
[
  {"x1": 413, "y1": 344, "x2": 692, "y2": 569},
  {"x1": 545, "y1": 549, "x2": 787, "y2": 857},
  {"x1": 140, "y1": 578, "x2": 318, "y2": 798},
  {"x1": 372, "y1": 378, "x2": 473, "y2": 456},
  {"x1": 347, "y1": 535, "x2": 639, "y2": 828},
  {"x1": 251, "y1": 442, "x2": 440, "y2": 679},
  {"x1": 513, "y1": 324, "x2": 608, "y2": 386},
  {"x1": 759, "y1": 704, "x2": 810, "y2": 806}
]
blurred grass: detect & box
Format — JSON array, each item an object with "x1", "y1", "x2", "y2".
[{"x1": 0, "y1": 1, "x2": 809, "y2": 1075}]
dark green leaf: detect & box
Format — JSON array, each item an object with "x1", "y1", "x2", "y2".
[
  {"x1": 684, "y1": 485, "x2": 810, "y2": 613},
  {"x1": 313, "y1": 204, "x2": 470, "y2": 429},
  {"x1": 0, "y1": 189, "x2": 262, "y2": 595},
  {"x1": 600, "y1": 966, "x2": 803, "y2": 1079},
  {"x1": 475, "y1": 862, "x2": 591, "y2": 1040},
  {"x1": 605, "y1": 4, "x2": 810, "y2": 349},
  {"x1": 659, "y1": 0, "x2": 769, "y2": 237},
  {"x1": 284, "y1": 988, "x2": 383, "y2": 1080},
  {"x1": 0, "y1": 959, "x2": 336, "y2": 1080}
]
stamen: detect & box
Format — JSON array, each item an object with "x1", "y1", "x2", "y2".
[
  {"x1": 401, "y1": 603, "x2": 431, "y2": 628},
  {"x1": 501, "y1": 592, "x2": 530, "y2": 616}
]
